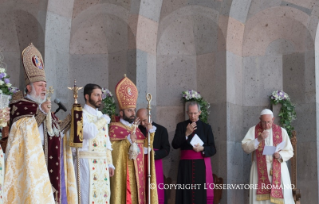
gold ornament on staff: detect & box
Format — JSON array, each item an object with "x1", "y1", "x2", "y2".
[
  {"x1": 68, "y1": 79, "x2": 83, "y2": 204},
  {"x1": 68, "y1": 80, "x2": 83, "y2": 104},
  {"x1": 146, "y1": 93, "x2": 152, "y2": 204}
]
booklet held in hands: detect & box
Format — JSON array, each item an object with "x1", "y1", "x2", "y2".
[
  {"x1": 190, "y1": 134, "x2": 204, "y2": 147},
  {"x1": 262, "y1": 141, "x2": 286, "y2": 155}
]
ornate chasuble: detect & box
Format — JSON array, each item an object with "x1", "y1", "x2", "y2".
[
  {"x1": 4, "y1": 98, "x2": 54, "y2": 204},
  {"x1": 255, "y1": 123, "x2": 283, "y2": 204},
  {"x1": 109, "y1": 122, "x2": 158, "y2": 204},
  {"x1": 81, "y1": 109, "x2": 111, "y2": 204},
  {"x1": 6, "y1": 97, "x2": 68, "y2": 203}
]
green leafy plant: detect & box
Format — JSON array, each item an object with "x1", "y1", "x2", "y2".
[
  {"x1": 182, "y1": 90, "x2": 210, "y2": 123},
  {"x1": 101, "y1": 88, "x2": 116, "y2": 117},
  {"x1": 270, "y1": 90, "x2": 296, "y2": 137}
]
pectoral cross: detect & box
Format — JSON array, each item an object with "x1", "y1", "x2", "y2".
[{"x1": 46, "y1": 86, "x2": 54, "y2": 101}]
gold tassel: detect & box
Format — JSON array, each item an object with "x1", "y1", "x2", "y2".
[
  {"x1": 270, "y1": 196, "x2": 284, "y2": 204},
  {"x1": 46, "y1": 113, "x2": 54, "y2": 136},
  {"x1": 256, "y1": 194, "x2": 270, "y2": 201}
]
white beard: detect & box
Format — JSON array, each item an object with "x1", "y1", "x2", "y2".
[{"x1": 28, "y1": 84, "x2": 46, "y2": 104}]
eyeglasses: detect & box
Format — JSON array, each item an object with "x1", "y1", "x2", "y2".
[
  {"x1": 261, "y1": 121, "x2": 272, "y2": 125},
  {"x1": 188, "y1": 112, "x2": 199, "y2": 115}
]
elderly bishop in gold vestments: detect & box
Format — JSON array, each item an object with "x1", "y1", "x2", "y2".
[{"x1": 3, "y1": 43, "x2": 77, "y2": 204}]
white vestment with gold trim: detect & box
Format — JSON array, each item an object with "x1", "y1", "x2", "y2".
[{"x1": 75, "y1": 105, "x2": 113, "y2": 204}]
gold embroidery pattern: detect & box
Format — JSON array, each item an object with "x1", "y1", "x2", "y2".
[
  {"x1": 35, "y1": 111, "x2": 46, "y2": 127},
  {"x1": 59, "y1": 114, "x2": 72, "y2": 133},
  {"x1": 255, "y1": 124, "x2": 284, "y2": 203},
  {"x1": 77, "y1": 120, "x2": 83, "y2": 141},
  {"x1": 10, "y1": 91, "x2": 24, "y2": 102},
  {"x1": 11, "y1": 105, "x2": 18, "y2": 116},
  {"x1": 3, "y1": 117, "x2": 54, "y2": 203},
  {"x1": 83, "y1": 110, "x2": 111, "y2": 204}
]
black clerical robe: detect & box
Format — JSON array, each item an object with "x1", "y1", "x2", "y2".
[
  {"x1": 172, "y1": 119, "x2": 216, "y2": 204},
  {"x1": 139, "y1": 122, "x2": 170, "y2": 160}
]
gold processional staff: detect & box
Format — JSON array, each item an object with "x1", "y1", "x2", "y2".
[{"x1": 68, "y1": 80, "x2": 83, "y2": 204}]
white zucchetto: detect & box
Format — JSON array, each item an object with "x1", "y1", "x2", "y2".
[{"x1": 260, "y1": 109, "x2": 273, "y2": 116}]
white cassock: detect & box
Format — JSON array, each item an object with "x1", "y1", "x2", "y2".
[
  {"x1": 242, "y1": 126, "x2": 295, "y2": 204},
  {"x1": 74, "y1": 104, "x2": 114, "y2": 204}
]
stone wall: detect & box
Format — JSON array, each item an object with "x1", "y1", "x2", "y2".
[{"x1": 0, "y1": 0, "x2": 319, "y2": 203}]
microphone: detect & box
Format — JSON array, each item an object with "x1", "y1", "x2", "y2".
[{"x1": 54, "y1": 98, "x2": 67, "y2": 114}]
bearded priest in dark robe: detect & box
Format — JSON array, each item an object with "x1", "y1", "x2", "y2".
[
  {"x1": 3, "y1": 43, "x2": 77, "y2": 204},
  {"x1": 109, "y1": 75, "x2": 158, "y2": 204},
  {"x1": 172, "y1": 101, "x2": 216, "y2": 204}
]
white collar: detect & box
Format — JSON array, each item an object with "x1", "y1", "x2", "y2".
[
  {"x1": 120, "y1": 118, "x2": 132, "y2": 127},
  {"x1": 26, "y1": 94, "x2": 33, "y2": 101},
  {"x1": 84, "y1": 104, "x2": 99, "y2": 116}
]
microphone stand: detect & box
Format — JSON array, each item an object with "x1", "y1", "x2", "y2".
[{"x1": 54, "y1": 107, "x2": 61, "y2": 114}]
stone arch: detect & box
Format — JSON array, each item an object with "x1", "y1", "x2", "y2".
[
  {"x1": 242, "y1": 6, "x2": 314, "y2": 110},
  {"x1": 71, "y1": 3, "x2": 131, "y2": 35},
  {"x1": 156, "y1": 5, "x2": 226, "y2": 203},
  {"x1": 243, "y1": 7, "x2": 310, "y2": 57},
  {"x1": 12, "y1": 9, "x2": 45, "y2": 89},
  {"x1": 241, "y1": 5, "x2": 317, "y2": 204},
  {"x1": 69, "y1": 3, "x2": 137, "y2": 105},
  {"x1": 0, "y1": 0, "x2": 48, "y2": 90},
  {"x1": 156, "y1": 5, "x2": 224, "y2": 105},
  {"x1": 0, "y1": 1, "x2": 46, "y2": 90}
]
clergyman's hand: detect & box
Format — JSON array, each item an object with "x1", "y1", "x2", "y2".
[
  {"x1": 131, "y1": 132, "x2": 137, "y2": 143},
  {"x1": 134, "y1": 117, "x2": 141, "y2": 126},
  {"x1": 193, "y1": 144, "x2": 204, "y2": 152},
  {"x1": 145, "y1": 121, "x2": 153, "y2": 132},
  {"x1": 109, "y1": 168, "x2": 114, "y2": 177},
  {"x1": 257, "y1": 130, "x2": 269, "y2": 142},
  {"x1": 274, "y1": 152, "x2": 281, "y2": 159},
  {"x1": 186, "y1": 122, "x2": 197, "y2": 136},
  {"x1": 41, "y1": 100, "x2": 51, "y2": 114}
]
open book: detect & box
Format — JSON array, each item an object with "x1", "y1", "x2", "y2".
[{"x1": 262, "y1": 141, "x2": 286, "y2": 155}]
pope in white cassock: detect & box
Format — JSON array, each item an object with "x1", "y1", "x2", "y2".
[
  {"x1": 75, "y1": 83, "x2": 114, "y2": 204},
  {"x1": 242, "y1": 109, "x2": 294, "y2": 204}
]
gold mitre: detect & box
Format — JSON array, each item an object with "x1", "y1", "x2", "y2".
[
  {"x1": 22, "y1": 43, "x2": 46, "y2": 85},
  {"x1": 115, "y1": 75, "x2": 138, "y2": 110}
]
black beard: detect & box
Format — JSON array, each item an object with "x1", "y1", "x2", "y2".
[
  {"x1": 88, "y1": 97, "x2": 101, "y2": 109},
  {"x1": 123, "y1": 111, "x2": 135, "y2": 123}
]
